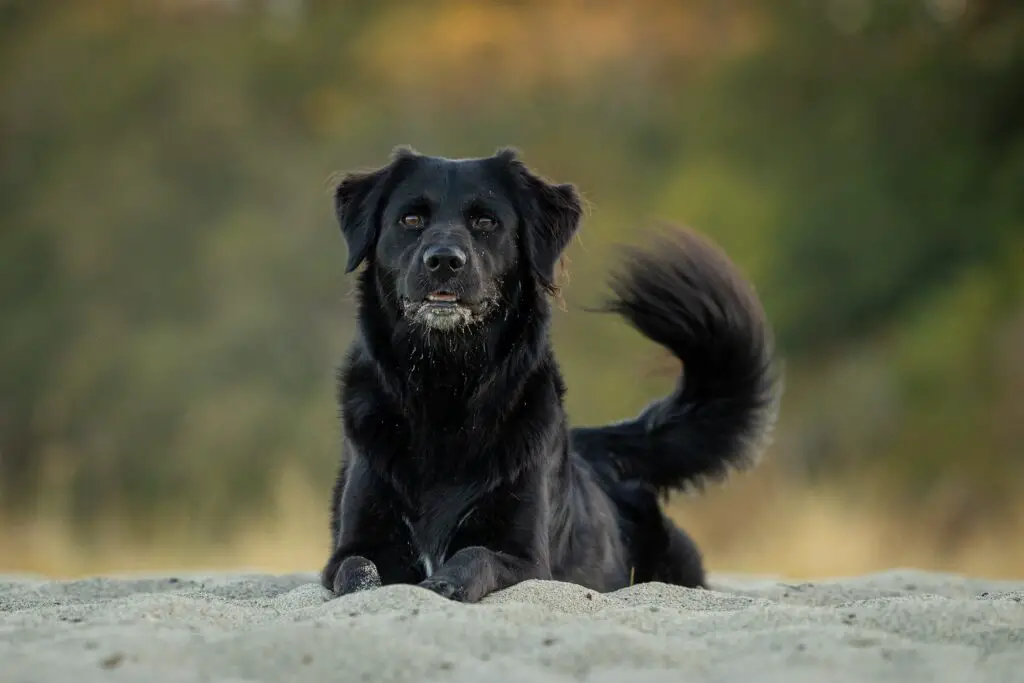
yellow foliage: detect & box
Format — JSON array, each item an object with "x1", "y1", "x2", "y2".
[{"x1": 352, "y1": 1, "x2": 761, "y2": 100}]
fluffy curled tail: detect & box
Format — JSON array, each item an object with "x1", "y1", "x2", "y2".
[{"x1": 572, "y1": 227, "x2": 781, "y2": 494}]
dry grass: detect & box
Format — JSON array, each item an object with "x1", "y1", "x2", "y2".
[
  {"x1": 669, "y1": 471, "x2": 1024, "y2": 580},
  {"x1": 2, "y1": 470, "x2": 1022, "y2": 580}
]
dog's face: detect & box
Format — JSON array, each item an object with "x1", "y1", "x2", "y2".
[
  {"x1": 374, "y1": 155, "x2": 521, "y2": 330},
  {"x1": 333, "y1": 148, "x2": 581, "y2": 332}
]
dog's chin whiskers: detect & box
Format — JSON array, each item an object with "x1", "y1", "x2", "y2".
[{"x1": 399, "y1": 294, "x2": 502, "y2": 335}]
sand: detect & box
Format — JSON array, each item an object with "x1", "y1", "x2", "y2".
[{"x1": 2, "y1": 569, "x2": 1022, "y2": 682}]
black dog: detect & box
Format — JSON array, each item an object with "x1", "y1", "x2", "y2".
[{"x1": 321, "y1": 147, "x2": 780, "y2": 603}]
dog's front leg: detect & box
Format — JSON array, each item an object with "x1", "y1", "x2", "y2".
[
  {"x1": 323, "y1": 538, "x2": 423, "y2": 597},
  {"x1": 418, "y1": 546, "x2": 543, "y2": 603},
  {"x1": 321, "y1": 456, "x2": 420, "y2": 598},
  {"x1": 416, "y1": 474, "x2": 550, "y2": 603},
  {"x1": 325, "y1": 553, "x2": 383, "y2": 594}
]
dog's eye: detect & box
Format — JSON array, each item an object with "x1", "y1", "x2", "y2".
[
  {"x1": 400, "y1": 213, "x2": 425, "y2": 229},
  {"x1": 471, "y1": 215, "x2": 498, "y2": 231}
]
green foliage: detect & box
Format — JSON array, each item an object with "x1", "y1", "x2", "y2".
[{"x1": 1, "y1": 0, "x2": 1021, "y2": 537}]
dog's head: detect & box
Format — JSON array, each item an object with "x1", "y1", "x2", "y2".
[{"x1": 333, "y1": 147, "x2": 581, "y2": 332}]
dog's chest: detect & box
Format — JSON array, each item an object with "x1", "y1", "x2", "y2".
[{"x1": 401, "y1": 488, "x2": 477, "y2": 577}]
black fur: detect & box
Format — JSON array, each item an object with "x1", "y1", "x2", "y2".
[{"x1": 321, "y1": 147, "x2": 781, "y2": 603}]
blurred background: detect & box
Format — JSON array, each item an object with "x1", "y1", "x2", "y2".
[{"x1": 1, "y1": 0, "x2": 1022, "y2": 580}]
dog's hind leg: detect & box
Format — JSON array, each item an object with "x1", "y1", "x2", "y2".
[
  {"x1": 628, "y1": 515, "x2": 706, "y2": 589},
  {"x1": 649, "y1": 519, "x2": 706, "y2": 588},
  {"x1": 612, "y1": 481, "x2": 707, "y2": 589}
]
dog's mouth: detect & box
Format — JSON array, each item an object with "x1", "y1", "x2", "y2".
[
  {"x1": 401, "y1": 289, "x2": 494, "y2": 330},
  {"x1": 402, "y1": 291, "x2": 471, "y2": 327},
  {"x1": 424, "y1": 291, "x2": 460, "y2": 308}
]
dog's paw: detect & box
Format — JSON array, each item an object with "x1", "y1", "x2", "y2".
[
  {"x1": 332, "y1": 556, "x2": 383, "y2": 596},
  {"x1": 418, "y1": 576, "x2": 469, "y2": 602}
]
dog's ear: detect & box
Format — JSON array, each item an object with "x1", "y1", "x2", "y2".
[
  {"x1": 334, "y1": 168, "x2": 387, "y2": 273},
  {"x1": 333, "y1": 146, "x2": 417, "y2": 273},
  {"x1": 503, "y1": 150, "x2": 582, "y2": 294}
]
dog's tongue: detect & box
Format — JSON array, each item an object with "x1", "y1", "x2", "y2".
[{"x1": 427, "y1": 292, "x2": 458, "y2": 303}]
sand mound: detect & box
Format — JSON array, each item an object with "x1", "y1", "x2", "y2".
[{"x1": 2, "y1": 569, "x2": 1022, "y2": 682}]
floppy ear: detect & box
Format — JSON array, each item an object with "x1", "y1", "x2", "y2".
[
  {"x1": 333, "y1": 146, "x2": 416, "y2": 273},
  {"x1": 504, "y1": 150, "x2": 583, "y2": 293}
]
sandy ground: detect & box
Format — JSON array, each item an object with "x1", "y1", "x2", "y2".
[{"x1": 2, "y1": 569, "x2": 1022, "y2": 683}]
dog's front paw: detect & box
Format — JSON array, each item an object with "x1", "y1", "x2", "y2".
[
  {"x1": 332, "y1": 556, "x2": 383, "y2": 596},
  {"x1": 418, "y1": 576, "x2": 469, "y2": 602}
]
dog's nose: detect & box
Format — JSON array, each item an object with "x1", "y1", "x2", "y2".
[{"x1": 423, "y1": 245, "x2": 467, "y2": 273}]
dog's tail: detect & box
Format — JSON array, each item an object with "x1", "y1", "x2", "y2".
[{"x1": 571, "y1": 227, "x2": 781, "y2": 495}]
